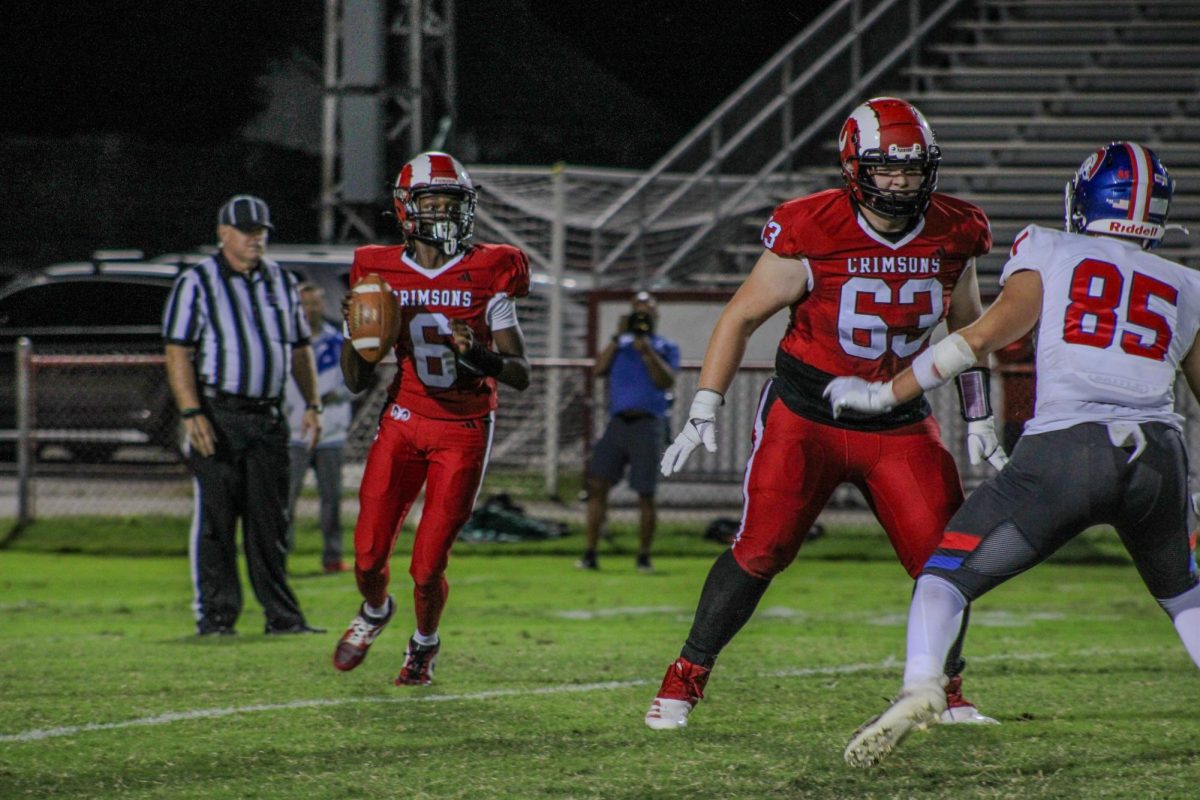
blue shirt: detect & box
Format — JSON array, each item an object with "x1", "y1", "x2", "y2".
[{"x1": 607, "y1": 333, "x2": 680, "y2": 418}]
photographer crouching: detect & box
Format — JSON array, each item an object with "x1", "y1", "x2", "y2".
[{"x1": 577, "y1": 291, "x2": 680, "y2": 572}]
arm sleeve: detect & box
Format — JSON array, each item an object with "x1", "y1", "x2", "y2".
[
  {"x1": 505, "y1": 249, "x2": 531, "y2": 298},
  {"x1": 760, "y1": 202, "x2": 806, "y2": 258},
  {"x1": 999, "y1": 225, "x2": 1044, "y2": 287},
  {"x1": 162, "y1": 270, "x2": 204, "y2": 345},
  {"x1": 975, "y1": 213, "x2": 993, "y2": 258},
  {"x1": 486, "y1": 293, "x2": 519, "y2": 332},
  {"x1": 286, "y1": 270, "x2": 312, "y2": 346},
  {"x1": 663, "y1": 339, "x2": 681, "y2": 371}
]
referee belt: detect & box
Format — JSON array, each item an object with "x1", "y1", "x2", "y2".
[{"x1": 202, "y1": 386, "x2": 281, "y2": 413}]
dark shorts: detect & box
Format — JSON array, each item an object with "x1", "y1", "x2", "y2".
[
  {"x1": 924, "y1": 421, "x2": 1199, "y2": 602},
  {"x1": 588, "y1": 414, "x2": 667, "y2": 496}
]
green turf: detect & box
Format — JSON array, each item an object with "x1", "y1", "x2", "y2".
[{"x1": 1, "y1": 522, "x2": 1198, "y2": 799}]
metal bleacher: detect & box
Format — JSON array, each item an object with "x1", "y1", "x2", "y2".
[
  {"x1": 903, "y1": 0, "x2": 1200, "y2": 292},
  {"x1": 575, "y1": 0, "x2": 1199, "y2": 290}
]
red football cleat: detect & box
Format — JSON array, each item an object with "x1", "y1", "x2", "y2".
[
  {"x1": 395, "y1": 638, "x2": 440, "y2": 686},
  {"x1": 644, "y1": 657, "x2": 711, "y2": 730},
  {"x1": 332, "y1": 596, "x2": 394, "y2": 672}
]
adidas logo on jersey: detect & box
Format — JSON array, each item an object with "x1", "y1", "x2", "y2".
[{"x1": 397, "y1": 289, "x2": 474, "y2": 308}]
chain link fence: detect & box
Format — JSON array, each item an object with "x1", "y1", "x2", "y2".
[{"x1": 9, "y1": 336, "x2": 1199, "y2": 533}]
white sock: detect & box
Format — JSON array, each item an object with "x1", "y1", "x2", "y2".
[
  {"x1": 1173, "y1": 607, "x2": 1200, "y2": 669},
  {"x1": 364, "y1": 597, "x2": 390, "y2": 619},
  {"x1": 903, "y1": 575, "x2": 967, "y2": 689},
  {"x1": 413, "y1": 629, "x2": 439, "y2": 647}
]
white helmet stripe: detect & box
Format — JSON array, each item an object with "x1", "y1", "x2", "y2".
[
  {"x1": 1124, "y1": 142, "x2": 1153, "y2": 223},
  {"x1": 408, "y1": 152, "x2": 435, "y2": 185},
  {"x1": 843, "y1": 105, "x2": 881, "y2": 151}
]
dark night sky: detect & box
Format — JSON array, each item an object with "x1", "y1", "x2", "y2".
[
  {"x1": 3, "y1": 0, "x2": 820, "y2": 160},
  {"x1": 0, "y1": 1, "x2": 824, "y2": 265}
]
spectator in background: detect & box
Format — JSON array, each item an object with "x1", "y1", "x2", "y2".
[
  {"x1": 285, "y1": 282, "x2": 355, "y2": 573},
  {"x1": 576, "y1": 291, "x2": 680, "y2": 572},
  {"x1": 163, "y1": 194, "x2": 324, "y2": 636}
]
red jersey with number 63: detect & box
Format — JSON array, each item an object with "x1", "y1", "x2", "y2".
[
  {"x1": 349, "y1": 242, "x2": 530, "y2": 420},
  {"x1": 763, "y1": 188, "x2": 991, "y2": 380}
]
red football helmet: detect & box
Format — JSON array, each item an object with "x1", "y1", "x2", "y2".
[
  {"x1": 838, "y1": 97, "x2": 941, "y2": 220},
  {"x1": 393, "y1": 151, "x2": 477, "y2": 255}
]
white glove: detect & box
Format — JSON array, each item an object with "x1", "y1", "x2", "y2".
[
  {"x1": 661, "y1": 389, "x2": 723, "y2": 476},
  {"x1": 967, "y1": 417, "x2": 1009, "y2": 471},
  {"x1": 823, "y1": 377, "x2": 898, "y2": 419}
]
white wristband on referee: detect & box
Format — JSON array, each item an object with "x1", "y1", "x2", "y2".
[{"x1": 911, "y1": 333, "x2": 977, "y2": 392}]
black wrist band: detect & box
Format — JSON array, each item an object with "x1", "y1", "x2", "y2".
[
  {"x1": 306, "y1": 403, "x2": 323, "y2": 413},
  {"x1": 180, "y1": 408, "x2": 203, "y2": 419},
  {"x1": 955, "y1": 367, "x2": 992, "y2": 422},
  {"x1": 458, "y1": 344, "x2": 505, "y2": 378}
]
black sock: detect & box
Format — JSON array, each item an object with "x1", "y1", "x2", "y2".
[
  {"x1": 679, "y1": 549, "x2": 771, "y2": 668},
  {"x1": 943, "y1": 604, "x2": 970, "y2": 678}
]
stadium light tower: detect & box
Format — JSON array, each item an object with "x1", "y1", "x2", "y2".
[{"x1": 321, "y1": 0, "x2": 457, "y2": 242}]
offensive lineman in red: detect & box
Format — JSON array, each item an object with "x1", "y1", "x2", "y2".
[
  {"x1": 645, "y1": 98, "x2": 1007, "y2": 729},
  {"x1": 333, "y1": 152, "x2": 531, "y2": 685}
]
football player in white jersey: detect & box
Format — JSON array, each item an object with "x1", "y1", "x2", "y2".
[{"x1": 825, "y1": 142, "x2": 1200, "y2": 767}]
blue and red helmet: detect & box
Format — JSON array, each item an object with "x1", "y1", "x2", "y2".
[{"x1": 1065, "y1": 142, "x2": 1174, "y2": 249}]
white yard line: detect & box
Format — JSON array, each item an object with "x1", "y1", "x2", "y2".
[{"x1": 0, "y1": 648, "x2": 1150, "y2": 744}]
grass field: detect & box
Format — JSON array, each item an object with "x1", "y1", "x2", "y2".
[{"x1": 2, "y1": 518, "x2": 1199, "y2": 799}]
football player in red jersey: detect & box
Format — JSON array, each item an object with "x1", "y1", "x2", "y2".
[
  {"x1": 645, "y1": 98, "x2": 1006, "y2": 730},
  {"x1": 332, "y1": 151, "x2": 531, "y2": 685}
]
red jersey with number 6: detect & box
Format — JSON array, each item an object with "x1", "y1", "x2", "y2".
[
  {"x1": 349, "y1": 242, "x2": 530, "y2": 420},
  {"x1": 763, "y1": 188, "x2": 991, "y2": 381}
]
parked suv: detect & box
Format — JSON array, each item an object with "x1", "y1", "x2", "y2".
[{"x1": 0, "y1": 247, "x2": 356, "y2": 463}]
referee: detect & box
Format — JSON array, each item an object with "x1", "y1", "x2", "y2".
[{"x1": 163, "y1": 194, "x2": 325, "y2": 636}]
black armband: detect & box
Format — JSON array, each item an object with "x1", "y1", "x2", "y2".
[
  {"x1": 180, "y1": 407, "x2": 203, "y2": 419},
  {"x1": 457, "y1": 344, "x2": 505, "y2": 378},
  {"x1": 955, "y1": 367, "x2": 993, "y2": 421}
]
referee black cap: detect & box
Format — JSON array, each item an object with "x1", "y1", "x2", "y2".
[{"x1": 217, "y1": 195, "x2": 274, "y2": 232}]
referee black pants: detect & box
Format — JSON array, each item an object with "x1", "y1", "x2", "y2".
[{"x1": 186, "y1": 401, "x2": 305, "y2": 632}]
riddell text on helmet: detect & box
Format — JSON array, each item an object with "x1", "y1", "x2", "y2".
[{"x1": 1103, "y1": 220, "x2": 1161, "y2": 238}]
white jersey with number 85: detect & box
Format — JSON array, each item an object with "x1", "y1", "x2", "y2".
[{"x1": 1001, "y1": 224, "x2": 1200, "y2": 434}]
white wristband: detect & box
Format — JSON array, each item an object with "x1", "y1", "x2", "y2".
[
  {"x1": 689, "y1": 388, "x2": 724, "y2": 421},
  {"x1": 912, "y1": 333, "x2": 977, "y2": 391}
]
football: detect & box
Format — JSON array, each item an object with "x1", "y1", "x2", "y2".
[{"x1": 347, "y1": 274, "x2": 401, "y2": 364}]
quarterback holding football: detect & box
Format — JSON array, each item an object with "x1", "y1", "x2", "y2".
[{"x1": 333, "y1": 151, "x2": 531, "y2": 686}]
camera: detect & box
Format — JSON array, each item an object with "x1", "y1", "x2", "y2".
[{"x1": 626, "y1": 310, "x2": 654, "y2": 335}]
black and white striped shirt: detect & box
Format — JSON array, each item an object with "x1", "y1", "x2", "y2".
[{"x1": 162, "y1": 252, "x2": 311, "y2": 400}]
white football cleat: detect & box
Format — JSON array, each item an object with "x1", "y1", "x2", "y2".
[
  {"x1": 844, "y1": 680, "x2": 947, "y2": 768},
  {"x1": 644, "y1": 657, "x2": 711, "y2": 730},
  {"x1": 940, "y1": 675, "x2": 999, "y2": 725},
  {"x1": 644, "y1": 698, "x2": 694, "y2": 730},
  {"x1": 940, "y1": 703, "x2": 998, "y2": 724}
]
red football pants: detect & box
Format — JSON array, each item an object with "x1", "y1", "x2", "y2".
[
  {"x1": 353, "y1": 405, "x2": 491, "y2": 635},
  {"x1": 733, "y1": 382, "x2": 964, "y2": 580}
]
